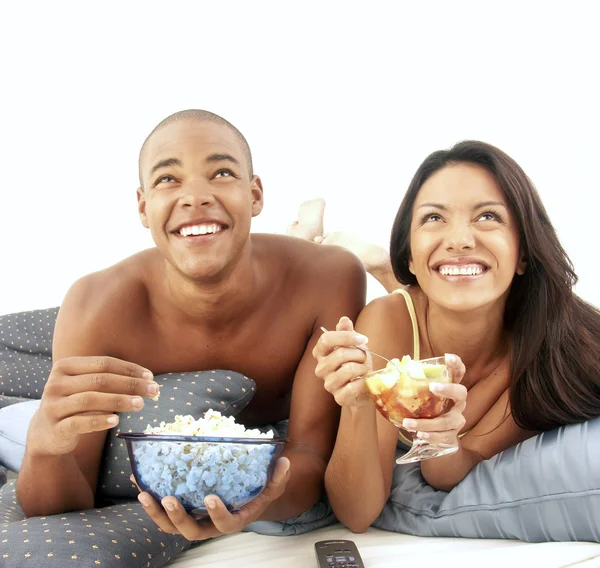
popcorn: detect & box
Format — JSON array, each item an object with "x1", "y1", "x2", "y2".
[{"x1": 133, "y1": 411, "x2": 275, "y2": 508}]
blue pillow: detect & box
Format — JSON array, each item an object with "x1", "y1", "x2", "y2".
[{"x1": 0, "y1": 399, "x2": 40, "y2": 472}]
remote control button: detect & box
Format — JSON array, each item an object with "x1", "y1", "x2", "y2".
[{"x1": 348, "y1": 557, "x2": 356, "y2": 562}]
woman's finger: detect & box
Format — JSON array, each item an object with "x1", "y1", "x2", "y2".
[{"x1": 403, "y1": 410, "x2": 466, "y2": 434}]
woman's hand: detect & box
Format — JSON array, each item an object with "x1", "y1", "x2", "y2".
[
  {"x1": 312, "y1": 316, "x2": 373, "y2": 408},
  {"x1": 402, "y1": 354, "x2": 468, "y2": 446}
]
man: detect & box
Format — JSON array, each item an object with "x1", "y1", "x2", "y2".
[{"x1": 16, "y1": 109, "x2": 366, "y2": 545}]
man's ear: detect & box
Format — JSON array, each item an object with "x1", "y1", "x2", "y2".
[
  {"x1": 137, "y1": 187, "x2": 149, "y2": 228},
  {"x1": 250, "y1": 175, "x2": 264, "y2": 217}
]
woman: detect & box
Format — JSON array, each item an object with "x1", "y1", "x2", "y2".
[{"x1": 311, "y1": 141, "x2": 600, "y2": 540}]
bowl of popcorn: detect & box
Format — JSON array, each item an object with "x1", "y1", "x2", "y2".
[{"x1": 117, "y1": 410, "x2": 287, "y2": 517}]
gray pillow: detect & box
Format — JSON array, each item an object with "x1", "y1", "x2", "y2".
[
  {"x1": 0, "y1": 307, "x2": 57, "y2": 402},
  {"x1": 97, "y1": 369, "x2": 256, "y2": 503},
  {"x1": 373, "y1": 415, "x2": 600, "y2": 542}
]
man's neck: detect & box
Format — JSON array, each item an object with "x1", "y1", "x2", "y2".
[{"x1": 159, "y1": 248, "x2": 262, "y2": 329}]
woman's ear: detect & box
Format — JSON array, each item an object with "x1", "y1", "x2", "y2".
[
  {"x1": 516, "y1": 252, "x2": 527, "y2": 275},
  {"x1": 408, "y1": 258, "x2": 415, "y2": 275}
]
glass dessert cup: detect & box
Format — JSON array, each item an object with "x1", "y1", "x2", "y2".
[{"x1": 364, "y1": 356, "x2": 460, "y2": 464}]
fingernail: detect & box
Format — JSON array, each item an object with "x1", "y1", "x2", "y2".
[
  {"x1": 142, "y1": 370, "x2": 154, "y2": 380},
  {"x1": 403, "y1": 419, "x2": 417, "y2": 429},
  {"x1": 107, "y1": 416, "x2": 119, "y2": 425},
  {"x1": 131, "y1": 396, "x2": 144, "y2": 409},
  {"x1": 445, "y1": 354, "x2": 457, "y2": 364},
  {"x1": 429, "y1": 383, "x2": 444, "y2": 393},
  {"x1": 147, "y1": 383, "x2": 159, "y2": 395},
  {"x1": 138, "y1": 494, "x2": 151, "y2": 507},
  {"x1": 416, "y1": 431, "x2": 430, "y2": 439},
  {"x1": 354, "y1": 333, "x2": 368, "y2": 344},
  {"x1": 205, "y1": 497, "x2": 217, "y2": 510},
  {"x1": 162, "y1": 500, "x2": 175, "y2": 511}
]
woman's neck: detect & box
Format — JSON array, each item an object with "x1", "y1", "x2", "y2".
[{"x1": 425, "y1": 299, "x2": 509, "y2": 388}]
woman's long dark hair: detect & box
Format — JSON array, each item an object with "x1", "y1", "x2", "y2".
[{"x1": 390, "y1": 140, "x2": 600, "y2": 431}]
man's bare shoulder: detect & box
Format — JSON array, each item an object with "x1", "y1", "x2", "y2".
[
  {"x1": 252, "y1": 233, "x2": 366, "y2": 282},
  {"x1": 59, "y1": 249, "x2": 159, "y2": 327}
]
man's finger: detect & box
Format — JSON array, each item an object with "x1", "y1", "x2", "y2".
[
  {"x1": 161, "y1": 498, "x2": 223, "y2": 541},
  {"x1": 52, "y1": 356, "x2": 153, "y2": 380},
  {"x1": 208, "y1": 457, "x2": 290, "y2": 534},
  {"x1": 58, "y1": 374, "x2": 159, "y2": 398},
  {"x1": 137, "y1": 492, "x2": 180, "y2": 534}
]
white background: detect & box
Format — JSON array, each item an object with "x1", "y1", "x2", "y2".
[{"x1": 1, "y1": 1, "x2": 598, "y2": 314}]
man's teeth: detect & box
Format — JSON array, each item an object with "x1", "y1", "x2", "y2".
[
  {"x1": 438, "y1": 264, "x2": 485, "y2": 276},
  {"x1": 179, "y1": 224, "x2": 221, "y2": 237}
]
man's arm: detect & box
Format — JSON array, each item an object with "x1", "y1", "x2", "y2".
[
  {"x1": 17, "y1": 276, "x2": 155, "y2": 516},
  {"x1": 260, "y1": 250, "x2": 367, "y2": 520}
]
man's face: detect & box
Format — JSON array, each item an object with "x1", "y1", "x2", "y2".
[{"x1": 137, "y1": 119, "x2": 263, "y2": 281}]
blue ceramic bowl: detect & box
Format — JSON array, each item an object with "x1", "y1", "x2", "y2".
[{"x1": 118, "y1": 432, "x2": 287, "y2": 517}]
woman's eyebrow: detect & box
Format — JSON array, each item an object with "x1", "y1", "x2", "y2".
[
  {"x1": 416, "y1": 201, "x2": 508, "y2": 210},
  {"x1": 417, "y1": 202, "x2": 447, "y2": 210},
  {"x1": 474, "y1": 200, "x2": 507, "y2": 209}
]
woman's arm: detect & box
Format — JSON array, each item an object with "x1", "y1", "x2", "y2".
[
  {"x1": 325, "y1": 404, "x2": 399, "y2": 532},
  {"x1": 420, "y1": 390, "x2": 536, "y2": 491},
  {"x1": 313, "y1": 296, "x2": 415, "y2": 531}
]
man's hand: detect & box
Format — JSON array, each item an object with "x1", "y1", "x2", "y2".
[
  {"x1": 27, "y1": 356, "x2": 159, "y2": 458},
  {"x1": 133, "y1": 457, "x2": 290, "y2": 541}
]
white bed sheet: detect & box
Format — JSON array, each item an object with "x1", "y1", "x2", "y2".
[{"x1": 169, "y1": 524, "x2": 600, "y2": 568}]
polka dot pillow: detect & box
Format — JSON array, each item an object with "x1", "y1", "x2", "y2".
[
  {"x1": 96, "y1": 369, "x2": 256, "y2": 502},
  {"x1": 0, "y1": 308, "x2": 57, "y2": 403}
]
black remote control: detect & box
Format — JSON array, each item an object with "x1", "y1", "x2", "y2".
[{"x1": 314, "y1": 539, "x2": 365, "y2": 567}]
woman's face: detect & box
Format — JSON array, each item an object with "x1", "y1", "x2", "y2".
[{"x1": 409, "y1": 163, "x2": 526, "y2": 312}]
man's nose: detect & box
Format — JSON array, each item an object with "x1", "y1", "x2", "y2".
[
  {"x1": 444, "y1": 223, "x2": 476, "y2": 251},
  {"x1": 179, "y1": 180, "x2": 216, "y2": 208}
]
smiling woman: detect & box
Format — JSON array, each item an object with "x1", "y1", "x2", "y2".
[{"x1": 311, "y1": 140, "x2": 600, "y2": 541}]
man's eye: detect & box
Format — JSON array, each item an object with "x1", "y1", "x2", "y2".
[
  {"x1": 156, "y1": 175, "x2": 176, "y2": 184},
  {"x1": 214, "y1": 169, "x2": 235, "y2": 179}
]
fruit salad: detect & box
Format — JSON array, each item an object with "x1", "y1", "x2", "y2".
[{"x1": 364, "y1": 355, "x2": 451, "y2": 427}]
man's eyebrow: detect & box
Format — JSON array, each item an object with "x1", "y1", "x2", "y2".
[
  {"x1": 205, "y1": 153, "x2": 240, "y2": 166},
  {"x1": 150, "y1": 158, "x2": 182, "y2": 176}
]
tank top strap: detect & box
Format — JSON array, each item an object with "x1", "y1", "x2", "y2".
[{"x1": 391, "y1": 288, "x2": 420, "y2": 360}]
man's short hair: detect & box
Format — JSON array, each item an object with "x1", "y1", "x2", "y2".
[{"x1": 138, "y1": 109, "x2": 253, "y2": 186}]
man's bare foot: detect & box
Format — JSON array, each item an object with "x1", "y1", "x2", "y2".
[{"x1": 287, "y1": 198, "x2": 326, "y2": 241}]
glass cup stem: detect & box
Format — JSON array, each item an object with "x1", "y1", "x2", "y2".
[{"x1": 396, "y1": 434, "x2": 459, "y2": 464}]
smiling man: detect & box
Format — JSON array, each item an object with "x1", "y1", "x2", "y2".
[{"x1": 15, "y1": 110, "x2": 366, "y2": 554}]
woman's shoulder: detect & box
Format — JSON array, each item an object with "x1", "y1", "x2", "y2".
[{"x1": 355, "y1": 285, "x2": 425, "y2": 360}]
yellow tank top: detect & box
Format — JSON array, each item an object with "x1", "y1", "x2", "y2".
[
  {"x1": 391, "y1": 288, "x2": 469, "y2": 447},
  {"x1": 390, "y1": 288, "x2": 421, "y2": 448}
]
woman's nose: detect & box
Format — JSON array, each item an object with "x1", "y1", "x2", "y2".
[{"x1": 444, "y1": 224, "x2": 476, "y2": 251}]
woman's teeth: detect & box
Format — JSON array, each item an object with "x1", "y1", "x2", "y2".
[{"x1": 438, "y1": 264, "x2": 485, "y2": 276}]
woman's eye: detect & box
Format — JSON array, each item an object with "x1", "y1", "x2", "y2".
[
  {"x1": 425, "y1": 214, "x2": 442, "y2": 223},
  {"x1": 478, "y1": 212, "x2": 497, "y2": 222}
]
